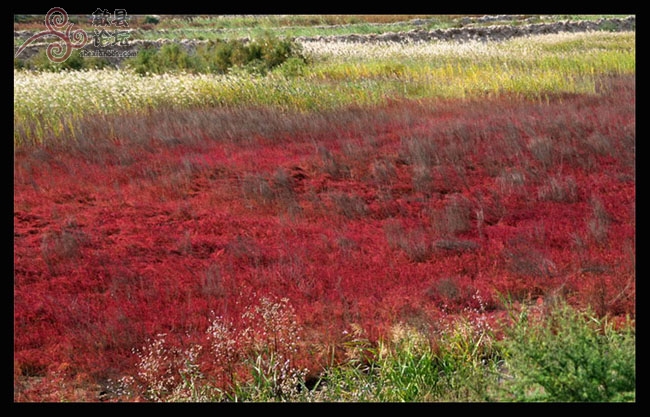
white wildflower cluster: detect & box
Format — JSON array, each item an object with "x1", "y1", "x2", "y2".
[
  {"x1": 241, "y1": 296, "x2": 302, "y2": 355},
  {"x1": 111, "y1": 375, "x2": 136, "y2": 398},
  {"x1": 464, "y1": 290, "x2": 493, "y2": 337},
  {"x1": 133, "y1": 333, "x2": 180, "y2": 401},
  {"x1": 238, "y1": 296, "x2": 308, "y2": 400},
  {"x1": 126, "y1": 333, "x2": 212, "y2": 402},
  {"x1": 118, "y1": 296, "x2": 308, "y2": 401},
  {"x1": 167, "y1": 344, "x2": 212, "y2": 402},
  {"x1": 206, "y1": 315, "x2": 239, "y2": 373}
]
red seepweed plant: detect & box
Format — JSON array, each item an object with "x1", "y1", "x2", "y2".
[{"x1": 14, "y1": 75, "x2": 635, "y2": 401}]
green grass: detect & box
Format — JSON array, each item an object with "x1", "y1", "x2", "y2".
[
  {"x1": 113, "y1": 297, "x2": 634, "y2": 402},
  {"x1": 498, "y1": 301, "x2": 636, "y2": 402}
]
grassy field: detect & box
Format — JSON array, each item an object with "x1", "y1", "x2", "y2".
[
  {"x1": 14, "y1": 31, "x2": 634, "y2": 146},
  {"x1": 14, "y1": 14, "x2": 632, "y2": 43},
  {"x1": 13, "y1": 16, "x2": 635, "y2": 402}
]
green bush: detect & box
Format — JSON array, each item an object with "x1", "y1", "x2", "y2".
[
  {"x1": 498, "y1": 300, "x2": 635, "y2": 402},
  {"x1": 125, "y1": 35, "x2": 306, "y2": 76},
  {"x1": 198, "y1": 40, "x2": 236, "y2": 73},
  {"x1": 143, "y1": 15, "x2": 161, "y2": 25},
  {"x1": 260, "y1": 34, "x2": 296, "y2": 68},
  {"x1": 126, "y1": 47, "x2": 159, "y2": 75},
  {"x1": 14, "y1": 49, "x2": 111, "y2": 71},
  {"x1": 273, "y1": 56, "x2": 309, "y2": 77},
  {"x1": 157, "y1": 43, "x2": 203, "y2": 72},
  {"x1": 127, "y1": 43, "x2": 205, "y2": 75}
]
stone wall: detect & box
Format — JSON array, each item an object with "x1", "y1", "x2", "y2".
[{"x1": 296, "y1": 15, "x2": 635, "y2": 44}]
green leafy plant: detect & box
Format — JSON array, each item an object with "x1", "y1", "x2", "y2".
[
  {"x1": 143, "y1": 15, "x2": 161, "y2": 25},
  {"x1": 497, "y1": 300, "x2": 635, "y2": 402},
  {"x1": 124, "y1": 34, "x2": 306, "y2": 76}
]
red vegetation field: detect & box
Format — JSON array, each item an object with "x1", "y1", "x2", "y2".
[{"x1": 14, "y1": 75, "x2": 635, "y2": 401}]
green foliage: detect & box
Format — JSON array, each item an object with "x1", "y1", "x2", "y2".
[
  {"x1": 157, "y1": 43, "x2": 200, "y2": 72},
  {"x1": 429, "y1": 317, "x2": 503, "y2": 401},
  {"x1": 125, "y1": 34, "x2": 307, "y2": 76},
  {"x1": 127, "y1": 43, "x2": 205, "y2": 75},
  {"x1": 273, "y1": 56, "x2": 309, "y2": 77},
  {"x1": 258, "y1": 34, "x2": 296, "y2": 68},
  {"x1": 374, "y1": 326, "x2": 441, "y2": 401},
  {"x1": 14, "y1": 49, "x2": 111, "y2": 71},
  {"x1": 497, "y1": 300, "x2": 636, "y2": 402},
  {"x1": 143, "y1": 15, "x2": 161, "y2": 25},
  {"x1": 125, "y1": 47, "x2": 158, "y2": 75},
  {"x1": 199, "y1": 39, "x2": 236, "y2": 73},
  {"x1": 117, "y1": 298, "x2": 634, "y2": 402}
]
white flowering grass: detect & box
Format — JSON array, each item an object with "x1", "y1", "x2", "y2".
[
  {"x1": 301, "y1": 31, "x2": 634, "y2": 62},
  {"x1": 304, "y1": 31, "x2": 634, "y2": 96},
  {"x1": 14, "y1": 31, "x2": 634, "y2": 146},
  {"x1": 13, "y1": 68, "x2": 388, "y2": 146}
]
